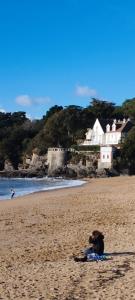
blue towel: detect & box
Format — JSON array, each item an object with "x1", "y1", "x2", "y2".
[{"x1": 87, "y1": 253, "x2": 107, "y2": 261}]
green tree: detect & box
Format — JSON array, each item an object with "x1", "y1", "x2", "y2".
[
  {"x1": 121, "y1": 126, "x2": 135, "y2": 174},
  {"x1": 112, "y1": 106, "x2": 124, "y2": 119},
  {"x1": 61, "y1": 106, "x2": 82, "y2": 142},
  {"x1": 89, "y1": 98, "x2": 115, "y2": 119},
  {"x1": 43, "y1": 105, "x2": 63, "y2": 123},
  {"x1": 122, "y1": 98, "x2": 135, "y2": 121},
  {"x1": 30, "y1": 110, "x2": 72, "y2": 154},
  {"x1": 11, "y1": 111, "x2": 27, "y2": 125}
]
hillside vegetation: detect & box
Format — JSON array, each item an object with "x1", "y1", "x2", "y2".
[{"x1": 0, "y1": 98, "x2": 135, "y2": 170}]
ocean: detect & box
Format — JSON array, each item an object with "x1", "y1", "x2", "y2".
[{"x1": 0, "y1": 177, "x2": 85, "y2": 200}]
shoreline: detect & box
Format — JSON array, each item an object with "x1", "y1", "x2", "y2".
[
  {"x1": 0, "y1": 175, "x2": 135, "y2": 299},
  {"x1": 0, "y1": 177, "x2": 86, "y2": 201}
]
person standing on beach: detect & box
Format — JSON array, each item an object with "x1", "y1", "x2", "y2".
[{"x1": 11, "y1": 189, "x2": 15, "y2": 199}]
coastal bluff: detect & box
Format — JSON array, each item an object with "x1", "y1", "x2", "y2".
[{"x1": 0, "y1": 147, "x2": 117, "y2": 178}]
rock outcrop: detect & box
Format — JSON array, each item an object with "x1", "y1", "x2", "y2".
[
  {"x1": 4, "y1": 160, "x2": 14, "y2": 171},
  {"x1": 0, "y1": 148, "x2": 120, "y2": 179}
]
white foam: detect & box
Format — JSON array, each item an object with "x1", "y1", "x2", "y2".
[{"x1": 0, "y1": 178, "x2": 85, "y2": 200}]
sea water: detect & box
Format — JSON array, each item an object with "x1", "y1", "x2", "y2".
[{"x1": 0, "y1": 177, "x2": 85, "y2": 200}]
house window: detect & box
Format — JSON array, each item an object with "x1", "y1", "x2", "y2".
[
  {"x1": 107, "y1": 154, "x2": 109, "y2": 159},
  {"x1": 103, "y1": 155, "x2": 105, "y2": 159}
]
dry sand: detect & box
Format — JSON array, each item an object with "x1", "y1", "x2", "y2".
[{"x1": 0, "y1": 176, "x2": 135, "y2": 299}]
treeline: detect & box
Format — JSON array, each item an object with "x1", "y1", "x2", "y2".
[{"x1": 1, "y1": 97, "x2": 135, "y2": 169}]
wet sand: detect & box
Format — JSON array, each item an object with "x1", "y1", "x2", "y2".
[{"x1": 0, "y1": 176, "x2": 135, "y2": 299}]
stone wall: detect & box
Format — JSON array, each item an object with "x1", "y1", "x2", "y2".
[{"x1": 47, "y1": 148, "x2": 67, "y2": 174}]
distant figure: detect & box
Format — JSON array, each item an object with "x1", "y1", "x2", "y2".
[
  {"x1": 74, "y1": 230, "x2": 104, "y2": 262},
  {"x1": 11, "y1": 189, "x2": 15, "y2": 199}
]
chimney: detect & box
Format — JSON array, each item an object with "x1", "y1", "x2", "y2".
[{"x1": 106, "y1": 124, "x2": 110, "y2": 132}]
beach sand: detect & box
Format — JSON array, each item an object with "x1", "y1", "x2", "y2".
[{"x1": 0, "y1": 176, "x2": 135, "y2": 299}]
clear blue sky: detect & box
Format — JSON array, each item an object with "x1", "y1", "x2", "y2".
[{"x1": 0, "y1": 0, "x2": 135, "y2": 118}]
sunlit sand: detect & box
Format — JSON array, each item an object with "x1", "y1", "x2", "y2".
[{"x1": 0, "y1": 176, "x2": 135, "y2": 299}]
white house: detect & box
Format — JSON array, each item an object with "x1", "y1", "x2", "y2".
[{"x1": 82, "y1": 118, "x2": 133, "y2": 147}]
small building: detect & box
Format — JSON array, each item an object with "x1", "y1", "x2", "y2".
[
  {"x1": 98, "y1": 146, "x2": 116, "y2": 169},
  {"x1": 47, "y1": 147, "x2": 67, "y2": 173}
]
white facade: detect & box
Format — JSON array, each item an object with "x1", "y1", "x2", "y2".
[
  {"x1": 83, "y1": 119, "x2": 104, "y2": 146},
  {"x1": 105, "y1": 131, "x2": 121, "y2": 145},
  {"x1": 100, "y1": 146, "x2": 113, "y2": 164},
  {"x1": 82, "y1": 118, "x2": 130, "y2": 146},
  {"x1": 98, "y1": 146, "x2": 115, "y2": 169}
]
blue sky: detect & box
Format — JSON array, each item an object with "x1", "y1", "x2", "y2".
[{"x1": 0, "y1": 0, "x2": 135, "y2": 118}]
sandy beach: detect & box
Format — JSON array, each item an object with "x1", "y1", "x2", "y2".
[{"x1": 0, "y1": 176, "x2": 135, "y2": 299}]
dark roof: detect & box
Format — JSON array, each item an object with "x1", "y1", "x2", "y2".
[
  {"x1": 97, "y1": 118, "x2": 133, "y2": 133},
  {"x1": 98, "y1": 119, "x2": 113, "y2": 132},
  {"x1": 116, "y1": 121, "x2": 133, "y2": 132}
]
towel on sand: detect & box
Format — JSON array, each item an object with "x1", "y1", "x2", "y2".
[{"x1": 87, "y1": 253, "x2": 107, "y2": 261}]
